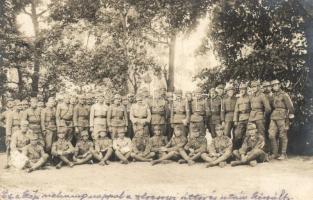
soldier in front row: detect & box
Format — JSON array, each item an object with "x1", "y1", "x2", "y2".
[
  {"x1": 130, "y1": 127, "x2": 155, "y2": 162},
  {"x1": 113, "y1": 130, "x2": 132, "y2": 164},
  {"x1": 22, "y1": 134, "x2": 49, "y2": 173},
  {"x1": 231, "y1": 123, "x2": 268, "y2": 167},
  {"x1": 201, "y1": 124, "x2": 232, "y2": 168},
  {"x1": 73, "y1": 130, "x2": 94, "y2": 165},
  {"x1": 149, "y1": 125, "x2": 168, "y2": 159},
  {"x1": 92, "y1": 129, "x2": 113, "y2": 165},
  {"x1": 268, "y1": 80, "x2": 294, "y2": 160},
  {"x1": 51, "y1": 129, "x2": 75, "y2": 169},
  {"x1": 178, "y1": 124, "x2": 207, "y2": 166}
]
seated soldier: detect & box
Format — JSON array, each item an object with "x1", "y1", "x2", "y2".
[
  {"x1": 22, "y1": 134, "x2": 49, "y2": 173},
  {"x1": 178, "y1": 125, "x2": 207, "y2": 166},
  {"x1": 51, "y1": 129, "x2": 75, "y2": 169},
  {"x1": 92, "y1": 129, "x2": 113, "y2": 166},
  {"x1": 113, "y1": 129, "x2": 132, "y2": 164},
  {"x1": 201, "y1": 124, "x2": 232, "y2": 168},
  {"x1": 151, "y1": 125, "x2": 187, "y2": 166},
  {"x1": 10, "y1": 120, "x2": 33, "y2": 152},
  {"x1": 150, "y1": 125, "x2": 168, "y2": 159},
  {"x1": 130, "y1": 128, "x2": 155, "y2": 162},
  {"x1": 231, "y1": 123, "x2": 268, "y2": 167},
  {"x1": 73, "y1": 130, "x2": 94, "y2": 165}
]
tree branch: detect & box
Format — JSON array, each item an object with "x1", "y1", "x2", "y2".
[
  {"x1": 22, "y1": 7, "x2": 32, "y2": 16},
  {"x1": 38, "y1": 9, "x2": 48, "y2": 17}
]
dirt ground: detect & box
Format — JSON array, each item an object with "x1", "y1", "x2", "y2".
[{"x1": 0, "y1": 154, "x2": 313, "y2": 200}]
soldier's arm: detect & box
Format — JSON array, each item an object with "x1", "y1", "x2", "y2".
[
  {"x1": 184, "y1": 140, "x2": 191, "y2": 150},
  {"x1": 89, "y1": 105, "x2": 95, "y2": 128},
  {"x1": 262, "y1": 94, "x2": 271, "y2": 116},
  {"x1": 21, "y1": 109, "x2": 28, "y2": 122},
  {"x1": 253, "y1": 136, "x2": 265, "y2": 151},
  {"x1": 73, "y1": 106, "x2": 78, "y2": 127},
  {"x1": 94, "y1": 141, "x2": 100, "y2": 152},
  {"x1": 107, "y1": 107, "x2": 112, "y2": 127},
  {"x1": 168, "y1": 137, "x2": 187, "y2": 151},
  {"x1": 123, "y1": 106, "x2": 128, "y2": 127},
  {"x1": 283, "y1": 93, "x2": 295, "y2": 115},
  {"x1": 51, "y1": 142, "x2": 58, "y2": 156},
  {"x1": 22, "y1": 146, "x2": 29, "y2": 156},
  {"x1": 170, "y1": 104, "x2": 174, "y2": 124},
  {"x1": 207, "y1": 142, "x2": 217, "y2": 155},
  {"x1": 129, "y1": 105, "x2": 136, "y2": 124},
  {"x1": 40, "y1": 109, "x2": 46, "y2": 132},
  {"x1": 143, "y1": 139, "x2": 152, "y2": 156},
  {"x1": 224, "y1": 138, "x2": 233, "y2": 154},
  {"x1": 233, "y1": 100, "x2": 239, "y2": 123},
  {"x1": 131, "y1": 139, "x2": 139, "y2": 154},
  {"x1": 146, "y1": 106, "x2": 151, "y2": 123},
  {"x1": 221, "y1": 98, "x2": 225, "y2": 122},
  {"x1": 5, "y1": 112, "x2": 13, "y2": 137},
  {"x1": 56, "y1": 105, "x2": 61, "y2": 127},
  {"x1": 185, "y1": 100, "x2": 190, "y2": 123}
]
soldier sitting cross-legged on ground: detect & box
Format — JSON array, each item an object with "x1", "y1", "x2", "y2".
[
  {"x1": 149, "y1": 125, "x2": 168, "y2": 160},
  {"x1": 113, "y1": 129, "x2": 132, "y2": 164},
  {"x1": 73, "y1": 130, "x2": 94, "y2": 165},
  {"x1": 130, "y1": 127, "x2": 155, "y2": 162},
  {"x1": 92, "y1": 129, "x2": 113, "y2": 166}
]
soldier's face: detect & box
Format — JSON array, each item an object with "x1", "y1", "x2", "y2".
[
  {"x1": 272, "y1": 84, "x2": 280, "y2": 91},
  {"x1": 64, "y1": 97, "x2": 70, "y2": 104},
  {"x1": 176, "y1": 94, "x2": 182, "y2": 100},
  {"x1": 216, "y1": 129, "x2": 223, "y2": 137},
  {"x1": 210, "y1": 91, "x2": 216, "y2": 98},
  {"x1": 47, "y1": 100, "x2": 55, "y2": 107},
  {"x1": 82, "y1": 135, "x2": 89, "y2": 141},
  {"x1": 174, "y1": 128, "x2": 182, "y2": 137},
  {"x1": 239, "y1": 89, "x2": 247, "y2": 96},
  {"x1": 97, "y1": 97, "x2": 104, "y2": 103},
  {"x1": 70, "y1": 98, "x2": 76, "y2": 104},
  {"x1": 217, "y1": 89, "x2": 223, "y2": 96},
  {"x1": 114, "y1": 98, "x2": 121, "y2": 105},
  {"x1": 30, "y1": 99, "x2": 38, "y2": 108},
  {"x1": 122, "y1": 99, "x2": 128, "y2": 105},
  {"x1": 251, "y1": 86, "x2": 258, "y2": 93},
  {"x1": 265, "y1": 86, "x2": 272, "y2": 92},
  {"x1": 21, "y1": 124, "x2": 28, "y2": 132},
  {"x1": 7, "y1": 102, "x2": 14, "y2": 109},
  {"x1": 58, "y1": 133, "x2": 66, "y2": 139},
  {"x1": 192, "y1": 131, "x2": 200, "y2": 138},
  {"x1": 99, "y1": 131, "x2": 107, "y2": 138},
  {"x1": 118, "y1": 132, "x2": 125, "y2": 139},
  {"x1": 227, "y1": 90, "x2": 235, "y2": 97},
  {"x1": 30, "y1": 139, "x2": 37, "y2": 145},
  {"x1": 154, "y1": 128, "x2": 161, "y2": 136},
  {"x1": 248, "y1": 130, "x2": 257, "y2": 139}
]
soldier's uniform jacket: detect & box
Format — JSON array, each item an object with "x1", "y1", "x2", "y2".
[
  {"x1": 41, "y1": 107, "x2": 57, "y2": 131},
  {"x1": 149, "y1": 135, "x2": 168, "y2": 152},
  {"x1": 10, "y1": 129, "x2": 33, "y2": 151},
  {"x1": 150, "y1": 98, "x2": 167, "y2": 125},
  {"x1": 23, "y1": 144, "x2": 45, "y2": 162},
  {"x1": 107, "y1": 104, "x2": 128, "y2": 127},
  {"x1": 249, "y1": 91, "x2": 271, "y2": 121},
  {"x1": 221, "y1": 96, "x2": 237, "y2": 122},
  {"x1": 22, "y1": 108, "x2": 42, "y2": 133},
  {"x1": 94, "y1": 137, "x2": 112, "y2": 152},
  {"x1": 75, "y1": 140, "x2": 94, "y2": 155},
  {"x1": 263, "y1": 91, "x2": 273, "y2": 108},
  {"x1": 171, "y1": 99, "x2": 189, "y2": 124},
  {"x1": 239, "y1": 135, "x2": 264, "y2": 155},
  {"x1": 233, "y1": 95, "x2": 251, "y2": 122},
  {"x1": 51, "y1": 139, "x2": 75, "y2": 156},
  {"x1": 208, "y1": 136, "x2": 232, "y2": 154},
  {"x1": 6, "y1": 111, "x2": 23, "y2": 137},
  {"x1": 271, "y1": 90, "x2": 294, "y2": 120},
  {"x1": 208, "y1": 96, "x2": 222, "y2": 124},
  {"x1": 132, "y1": 136, "x2": 151, "y2": 154},
  {"x1": 190, "y1": 98, "x2": 209, "y2": 123},
  {"x1": 130, "y1": 103, "x2": 151, "y2": 124},
  {"x1": 90, "y1": 103, "x2": 109, "y2": 128},
  {"x1": 73, "y1": 104, "x2": 89, "y2": 128},
  {"x1": 0, "y1": 110, "x2": 10, "y2": 128},
  {"x1": 166, "y1": 135, "x2": 187, "y2": 151},
  {"x1": 184, "y1": 136, "x2": 207, "y2": 153},
  {"x1": 56, "y1": 103, "x2": 74, "y2": 125}
]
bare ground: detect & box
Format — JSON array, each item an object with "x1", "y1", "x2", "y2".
[{"x1": 0, "y1": 154, "x2": 313, "y2": 200}]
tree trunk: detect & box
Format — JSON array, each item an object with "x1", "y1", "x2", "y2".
[
  {"x1": 168, "y1": 34, "x2": 176, "y2": 92},
  {"x1": 30, "y1": 0, "x2": 40, "y2": 97}
]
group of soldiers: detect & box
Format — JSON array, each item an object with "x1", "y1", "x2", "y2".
[{"x1": 0, "y1": 79, "x2": 294, "y2": 172}]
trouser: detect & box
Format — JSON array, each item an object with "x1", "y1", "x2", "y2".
[
  {"x1": 234, "y1": 120, "x2": 248, "y2": 149},
  {"x1": 59, "y1": 120, "x2": 74, "y2": 142},
  {"x1": 224, "y1": 121, "x2": 234, "y2": 138},
  {"x1": 269, "y1": 119, "x2": 288, "y2": 156},
  {"x1": 44, "y1": 128, "x2": 57, "y2": 153},
  {"x1": 209, "y1": 124, "x2": 218, "y2": 138},
  {"x1": 26, "y1": 154, "x2": 49, "y2": 170},
  {"x1": 233, "y1": 149, "x2": 267, "y2": 163}
]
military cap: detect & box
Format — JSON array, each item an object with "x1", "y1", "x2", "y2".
[
  {"x1": 114, "y1": 94, "x2": 121, "y2": 99},
  {"x1": 209, "y1": 88, "x2": 216, "y2": 93},
  {"x1": 174, "y1": 124, "x2": 183, "y2": 130},
  {"x1": 215, "y1": 124, "x2": 224, "y2": 131},
  {"x1": 225, "y1": 85, "x2": 235, "y2": 91},
  {"x1": 239, "y1": 83, "x2": 247, "y2": 89},
  {"x1": 247, "y1": 123, "x2": 257, "y2": 130},
  {"x1": 262, "y1": 81, "x2": 271, "y2": 87},
  {"x1": 127, "y1": 93, "x2": 135, "y2": 98},
  {"x1": 29, "y1": 134, "x2": 39, "y2": 141},
  {"x1": 136, "y1": 93, "x2": 143, "y2": 100},
  {"x1": 20, "y1": 120, "x2": 29, "y2": 126},
  {"x1": 153, "y1": 125, "x2": 161, "y2": 131},
  {"x1": 191, "y1": 124, "x2": 200, "y2": 132},
  {"x1": 250, "y1": 80, "x2": 260, "y2": 87},
  {"x1": 97, "y1": 129, "x2": 107, "y2": 134},
  {"x1": 271, "y1": 80, "x2": 280, "y2": 85},
  {"x1": 174, "y1": 89, "x2": 183, "y2": 95},
  {"x1": 81, "y1": 130, "x2": 89, "y2": 137}
]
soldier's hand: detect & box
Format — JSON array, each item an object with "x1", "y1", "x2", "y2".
[
  {"x1": 289, "y1": 114, "x2": 295, "y2": 119},
  {"x1": 222, "y1": 122, "x2": 225, "y2": 127},
  {"x1": 5, "y1": 138, "x2": 10, "y2": 146},
  {"x1": 90, "y1": 127, "x2": 93, "y2": 133},
  {"x1": 75, "y1": 127, "x2": 79, "y2": 133}
]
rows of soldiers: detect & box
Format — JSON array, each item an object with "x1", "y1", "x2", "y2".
[{"x1": 0, "y1": 79, "x2": 294, "y2": 172}]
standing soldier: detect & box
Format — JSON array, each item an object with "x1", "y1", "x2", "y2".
[
  {"x1": 190, "y1": 88, "x2": 209, "y2": 136},
  {"x1": 249, "y1": 81, "x2": 271, "y2": 139},
  {"x1": 268, "y1": 80, "x2": 294, "y2": 160},
  {"x1": 73, "y1": 95, "x2": 90, "y2": 142},
  {"x1": 90, "y1": 94, "x2": 109, "y2": 140},
  {"x1": 165, "y1": 92, "x2": 173, "y2": 139},
  {"x1": 233, "y1": 83, "x2": 251, "y2": 149},
  {"x1": 216, "y1": 84, "x2": 225, "y2": 98},
  {"x1": 170, "y1": 90, "x2": 190, "y2": 137},
  {"x1": 41, "y1": 97, "x2": 57, "y2": 154},
  {"x1": 56, "y1": 95, "x2": 74, "y2": 142},
  {"x1": 107, "y1": 94, "x2": 128, "y2": 139},
  {"x1": 124, "y1": 93, "x2": 135, "y2": 138},
  {"x1": 150, "y1": 90, "x2": 167, "y2": 137},
  {"x1": 6, "y1": 101, "x2": 23, "y2": 145},
  {"x1": 221, "y1": 85, "x2": 237, "y2": 137},
  {"x1": 262, "y1": 81, "x2": 273, "y2": 151},
  {"x1": 22, "y1": 97, "x2": 44, "y2": 146},
  {"x1": 208, "y1": 88, "x2": 222, "y2": 138},
  {"x1": 130, "y1": 94, "x2": 151, "y2": 137}
]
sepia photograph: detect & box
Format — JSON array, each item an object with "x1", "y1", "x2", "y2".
[{"x1": 0, "y1": 0, "x2": 313, "y2": 199}]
